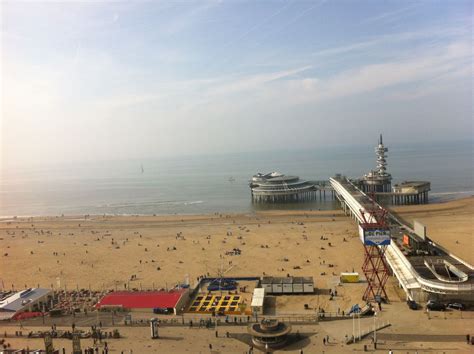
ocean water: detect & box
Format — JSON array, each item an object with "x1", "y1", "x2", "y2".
[{"x1": 1, "y1": 141, "x2": 472, "y2": 217}]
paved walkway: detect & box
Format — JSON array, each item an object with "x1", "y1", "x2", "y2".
[{"x1": 377, "y1": 333, "x2": 466, "y2": 342}]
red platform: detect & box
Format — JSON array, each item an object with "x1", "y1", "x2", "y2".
[{"x1": 96, "y1": 290, "x2": 186, "y2": 309}]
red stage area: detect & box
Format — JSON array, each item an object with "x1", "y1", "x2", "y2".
[{"x1": 96, "y1": 290, "x2": 186, "y2": 309}]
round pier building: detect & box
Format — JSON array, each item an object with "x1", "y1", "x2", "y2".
[{"x1": 249, "y1": 172, "x2": 317, "y2": 203}]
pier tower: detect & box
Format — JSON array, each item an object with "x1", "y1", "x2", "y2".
[
  {"x1": 361, "y1": 134, "x2": 392, "y2": 193},
  {"x1": 359, "y1": 199, "x2": 391, "y2": 302}
]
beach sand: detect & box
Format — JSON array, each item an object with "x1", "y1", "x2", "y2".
[
  {"x1": 393, "y1": 196, "x2": 474, "y2": 265},
  {"x1": 0, "y1": 208, "x2": 367, "y2": 312},
  {"x1": 1, "y1": 197, "x2": 473, "y2": 352},
  {"x1": 0, "y1": 198, "x2": 472, "y2": 305}
]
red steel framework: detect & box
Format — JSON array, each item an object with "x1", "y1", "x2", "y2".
[{"x1": 359, "y1": 197, "x2": 391, "y2": 302}]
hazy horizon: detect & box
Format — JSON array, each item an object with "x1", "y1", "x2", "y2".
[
  {"x1": 2, "y1": 0, "x2": 473, "y2": 170},
  {"x1": 2, "y1": 136, "x2": 473, "y2": 170},
  {"x1": 1, "y1": 139, "x2": 472, "y2": 217}
]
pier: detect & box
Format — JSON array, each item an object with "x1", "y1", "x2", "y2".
[
  {"x1": 249, "y1": 172, "x2": 333, "y2": 203},
  {"x1": 356, "y1": 135, "x2": 431, "y2": 205},
  {"x1": 390, "y1": 181, "x2": 430, "y2": 204},
  {"x1": 330, "y1": 175, "x2": 474, "y2": 303}
]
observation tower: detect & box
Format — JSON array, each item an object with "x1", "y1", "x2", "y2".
[{"x1": 361, "y1": 134, "x2": 392, "y2": 193}]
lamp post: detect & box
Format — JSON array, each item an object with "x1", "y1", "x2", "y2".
[
  {"x1": 352, "y1": 312, "x2": 355, "y2": 342},
  {"x1": 358, "y1": 312, "x2": 361, "y2": 340},
  {"x1": 373, "y1": 311, "x2": 378, "y2": 346}
]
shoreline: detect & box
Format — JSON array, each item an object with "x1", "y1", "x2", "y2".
[{"x1": 1, "y1": 195, "x2": 472, "y2": 221}]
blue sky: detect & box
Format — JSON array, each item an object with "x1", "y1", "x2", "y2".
[{"x1": 1, "y1": 0, "x2": 472, "y2": 166}]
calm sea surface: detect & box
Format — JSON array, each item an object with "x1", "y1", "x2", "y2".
[{"x1": 1, "y1": 141, "x2": 472, "y2": 217}]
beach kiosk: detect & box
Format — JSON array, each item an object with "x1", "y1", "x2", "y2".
[
  {"x1": 261, "y1": 277, "x2": 273, "y2": 293},
  {"x1": 271, "y1": 278, "x2": 283, "y2": 294},
  {"x1": 340, "y1": 272, "x2": 360, "y2": 283},
  {"x1": 251, "y1": 288, "x2": 265, "y2": 316},
  {"x1": 282, "y1": 277, "x2": 293, "y2": 293},
  {"x1": 292, "y1": 277, "x2": 304, "y2": 293},
  {"x1": 302, "y1": 277, "x2": 314, "y2": 293}
]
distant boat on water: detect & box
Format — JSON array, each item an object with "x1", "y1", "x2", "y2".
[{"x1": 228, "y1": 176, "x2": 235, "y2": 183}]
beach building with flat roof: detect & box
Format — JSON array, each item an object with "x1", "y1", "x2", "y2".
[
  {"x1": 0, "y1": 288, "x2": 53, "y2": 320},
  {"x1": 260, "y1": 276, "x2": 314, "y2": 294},
  {"x1": 251, "y1": 288, "x2": 265, "y2": 315},
  {"x1": 95, "y1": 289, "x2": 190, "y2": 315}
]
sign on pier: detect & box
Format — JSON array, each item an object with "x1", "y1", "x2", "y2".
[{"x1": 359, "y1": 225, "x2": 391, "y2": 246}]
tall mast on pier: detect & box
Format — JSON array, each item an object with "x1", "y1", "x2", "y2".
[
  {"x1": 361, "y1": 134, "x2": 392, "y2": 193},
  {"x1": 376, "y1": 134, "x2": 389, "y2": 177}
]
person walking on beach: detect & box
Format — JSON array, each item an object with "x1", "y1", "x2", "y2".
[{"x1": 323, "y1": 337, "x2": 326, "y2": 345}]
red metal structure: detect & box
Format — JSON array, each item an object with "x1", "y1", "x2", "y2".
[{"x1": 359, "y1": 198, "x2": 391, "y2": 303}]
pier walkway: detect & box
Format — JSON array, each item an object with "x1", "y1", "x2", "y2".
[{"x1": 329, "y1": 176, "x2": 474, "y2": 302}]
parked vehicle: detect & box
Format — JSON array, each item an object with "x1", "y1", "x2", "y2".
[
  {"x1": 153, "y1": 307, "x2": 171, "y2": 314},
  {"x1": 407, "y1": 300, "x2": 419, "y2": 310},
  {"x1": 447, "y1": 302, "x2": 466, "y2": 310},
  {"x1": 49, "y1": 309, "x2": 63, "y2": 317},
  {"x1": 426, "y1": 300, "x2": 445, "y2": 311}
]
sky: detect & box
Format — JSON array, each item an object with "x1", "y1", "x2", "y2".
[{"x1": 1, "y1": 0, "x2": 472, "y2": 168}]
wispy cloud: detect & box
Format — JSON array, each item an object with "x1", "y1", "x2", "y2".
[
  {"x1": 311, "y1": 39, "x2": 379, "y2": 58},
  {"x1": 163, "y1": 1, "x2": 221, "y2": 35},
  {"x1": 86, "y1": 35, "x2": 471, "y2": 116},
  {"x1": 310, "y1": 24, "x2": 470, "y2": 59},
  {"x1": 272, "y1": 40, "x2": 472, "y2": 106},
  {"x1": 3, "y1": 0, "x2": 472, "y2": 166},
  {"x1": 253, "y1": 0, "x2": 327, "y2": 47},
  {"x1": 204, "y1": 65, "x2": 312, "y2": 97},
  {"x1": 361, "y1": 3, "x2": 420, "y2": 24},
  {"x1": 93, "y1": 65, "x2": 312, "y2": 112}
]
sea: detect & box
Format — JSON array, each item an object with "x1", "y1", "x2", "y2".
[{"x1": 1, "y1": 140, "x2": 472, "y2": 217}]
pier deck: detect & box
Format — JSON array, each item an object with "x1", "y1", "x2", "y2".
[{"x1": 330, "y1": 176, "x2": 474, "y2": 302}]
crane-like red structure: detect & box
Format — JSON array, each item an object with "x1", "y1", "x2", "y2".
[{"x1": 359, "y1": 196, "x2": 391, "y2": 303}]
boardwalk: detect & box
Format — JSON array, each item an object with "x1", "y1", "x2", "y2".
[{"x1": 377, "y1": 333, "x2": 466, "y2": 342}]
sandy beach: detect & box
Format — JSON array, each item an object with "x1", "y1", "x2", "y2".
[
  {"x1": 393, "y1": 196, "x2": 474, "y2": 265},
  {"x1": 1, "y1": 198, "x2": 473, "y2": 304},
  {"x1": 0, "y1": 207, "x2": 367, "y2": 312},
  {"x1": 0, "y1": 197, "x2": 473, "y2": 352}
]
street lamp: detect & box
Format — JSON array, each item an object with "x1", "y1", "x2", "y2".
[
  {"x1": 373, "y1": 311, "x2": 378, "y2": 346},
  {"x1": 358, "y1": 312, "x2": 361, "y2": 340},
  {"x1": 352, "y1": 312, "x2": 355, "y2": 342}
]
